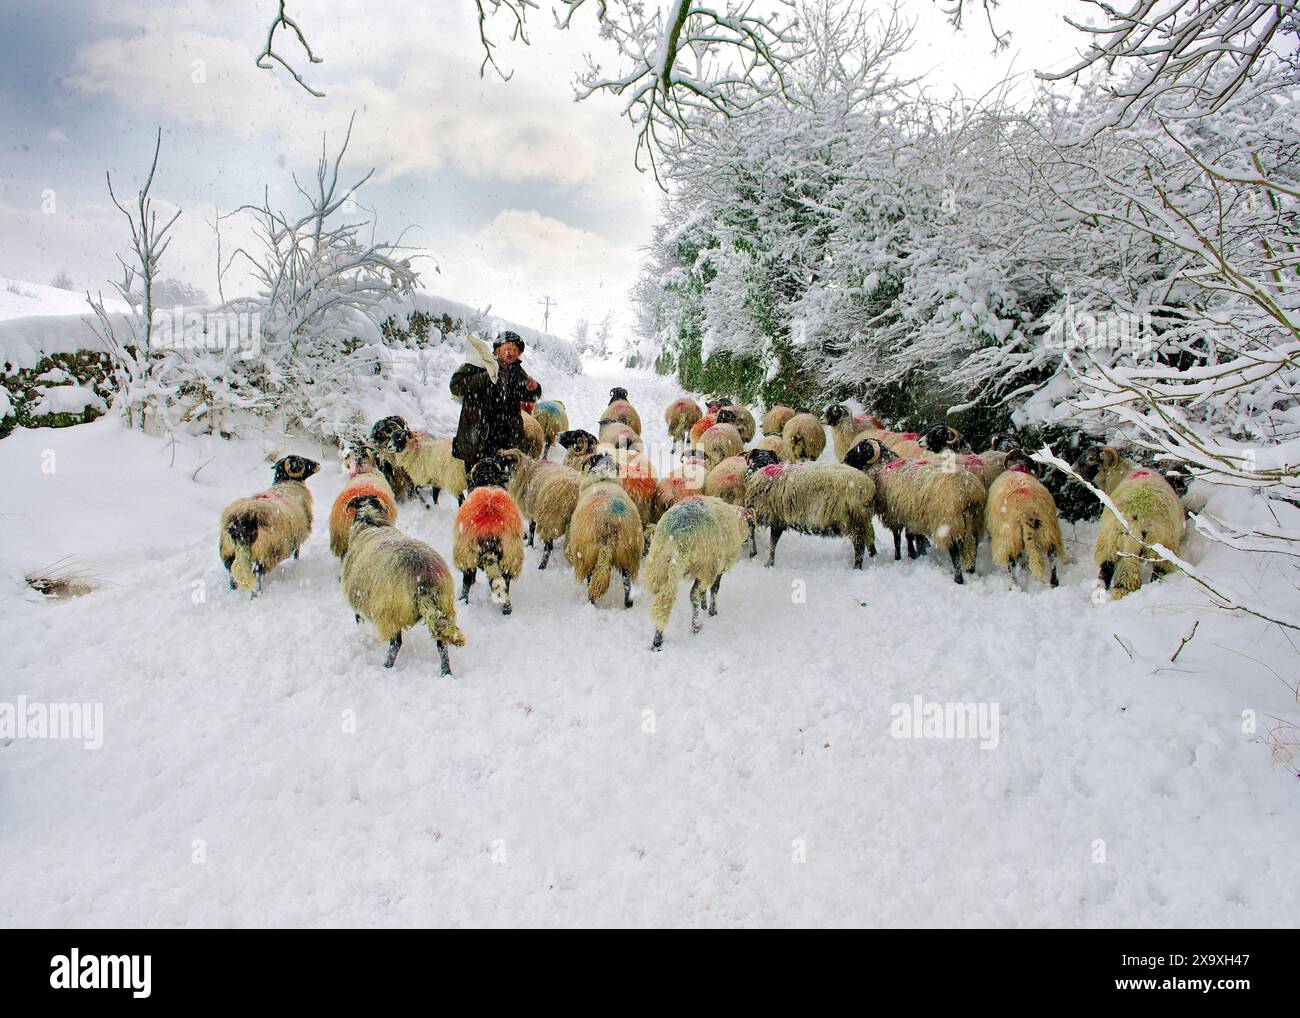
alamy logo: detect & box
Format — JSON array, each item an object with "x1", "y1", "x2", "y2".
[
  {"x1": 50, "y1": 949, "x2": 151, "y2": 998},
  {"x1": 890, "y1": 695, "x2": 1000, "y2": 750},
  {"x1": 151, "y1": 306, "x2": 262, "y2": 359},
  {"x1": 0, "y1": 696, "x2": 102, "y2": 749}
]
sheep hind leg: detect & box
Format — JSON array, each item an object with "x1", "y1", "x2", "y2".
[
  {"x1": 892, "y1": 528, "x2": 903, "y2": 561},
  {"x1": 852, "y1": 538, "x2": 865, "y2": 570},
  {"x1": 689, "y1": 579, "x2": 703, "y2": 634},
  {"x1": 651, "y1": 629, "x2": 664, "y2": 652},
  {"x1": 384, "y1": 632, "x2": 402, "y2": 668},
  {"x1": 528, "y1": 520, "x2": 536, "y2": 547},
  {"x1": 1099, "y1": 560, "x2": 1114, "y2": 590},
  {"x1": 414, "y1": 487, "x2": 432, "y2": 510},
  {"x1": 708, "y1": 575, "x2": 721, "y2": 617},
  {"x1": 748, "y1": 520, "x2": 758, "y2": 559},
  {"x1": 949, "y1": 544, "x2": 964, "y2": 585},
  {"x1": 460, "y1": 569, "x2": 475, "y2": 603},
  {"x1": 251, "y1": 563, "x2": 264, "y2": 598},
  {"x1": 622, "y1": 569, "x2": 634, "y2": 609},
  {"x1": 539, "y1": 540, "x2": 553, "y2": 570},
  {"x1": 1049, "y1": 551, "x2": 1059, "y2": 588},
  {"x1": 766, "y1": 526, "x2": 784, "y2": 568},
  {"x1": 437, "y1": 641, "x2": 452, "y2": 677}
]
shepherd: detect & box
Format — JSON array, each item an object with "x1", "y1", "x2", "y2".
[{"x1": 451, "y1": 330, "x2": 542, "y2": 470}]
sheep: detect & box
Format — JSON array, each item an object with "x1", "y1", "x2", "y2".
[
  {"x1": 656, "y1": 455, "x2": 709, "y2": 518},
  {"x1": 602, "y1": 387, "x2": 643, "y2": 435},
  {"x1": 761, "y1": 405, "x2": 796, "y2": 437},
  {"x1": 665, "y1": 397, "x2": 703, "y2": 453},
  {"x1": 497, "y1": 448, "x2": 583, "y2": 570},
  {"x1": 387, "y1": 426, "x2": 468, "y2": 507},
  {"x1": 340, "y1": 495, "x2": 466, "y2": 672},
  {"x1": 847, "y1": 442, "x2": 985, "y2": 584},
  {"x1": 219, "y1": 455, "x2": 319, "y2": 596},
  {"x1": 519, "y1": 411, "x2": 546, "y2": 459},
  {"x1": 565, "y1": 452, "x2": 643, "y2": 607},
  {"x1": 453, "y1": 457, "x2": 526, "y2": 615},
  {"x1": 558, "y1": 428, "x2": 599, "y2": 470},
  {"x1": 689, "y1": 412, "x2": 717, "y2": 445},
  {"x1": 1076, "y1": 444, "x2": 1186, "y2": 599},
  {"x1": 329, "y1": 443, "x2": 398, "y2": 558},
  {"x1": 530, "y1": 400, "x2": 569, "y2": 458},
  {"x1": 699, "y1": 414, "x2": 744, "y2": 469},
  {"x1": 781, "y1": 412, "x2": 826, "y2": 462},
  {"x1": 742, "y1": 448, "x2": 878, "y2": 568},
  {"x1": 724, "y1": 404, "x2": 756, "y2": 443},
  {"x1": 985, "y1": 449, "x2": 1062, "y2": 587},
  {"x1": 752, "y1": 435, "x2": 788, "y2": 461},
  {"x1": 598, "y1": 420, "x2": 644, "y2": 452},
  {"x1": 645, "y1": 495, "x2": 751, "y2": 650},
  {"x1": 702, "y1": 454, "x2": 747, "y2": 505},
  {"x1": 369, "y1": 416, "x2": 416, "y2": 502},
  {"x1": 844, "y1": 440, "x2": 926, "y2": 561},
  {"x1": 825, "y1": 404, "x2": 878, "y2": 461},
  {"x1": 613, "y1": 447, "x2": 661, "y2": 530}
]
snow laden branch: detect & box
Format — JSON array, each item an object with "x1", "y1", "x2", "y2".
[
  {"x1": 1033, "y1": 445, "x2": 1300, "y2": 631},
  {"x1": 257, "y1": 0, "x2": 324, "y2": 97},
  {"x1": 559, "y1": 0, "x2": 804, "y2": 179},
  {"x1": 86, "y1": 127, "x2": 181, "y2": 432},
  {"x1": 217, "y1": 113, "x2": 424, "y2": 439}
]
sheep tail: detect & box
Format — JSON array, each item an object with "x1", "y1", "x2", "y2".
[
  {"x1": 588, "y1": 543, "x2": 614, "y2": 602},
  {"x1": 1110, "y1": 529, "x2": 1146, "y2": 597},
  {"x1": 644, "y1": 535, "x2": 683, "y2": 631},
  {"x1": 417, "y1": 588, "x2": 466, "y2": 646},
  {"x1": 480, "y1": 541, "x2": 509, "y2": 605},
  {"x1": 227, "y1": 513, "x2": 258, "y2": 591},
  {"x1": 1023, "y1": 516, "x2": 1049, "y2": 583}
]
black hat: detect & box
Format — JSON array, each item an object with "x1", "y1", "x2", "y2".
[{"x1": 493, "y1": 331, "x2": 525, "y2": 352}]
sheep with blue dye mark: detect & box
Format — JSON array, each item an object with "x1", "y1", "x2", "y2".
[
  {"x1": 340, "y1": 495, "x2": 466, "y2": 672},
  {"x1": 645, "y1": 495, "x2": 750, "y2": 649},
  {"x1": 531, "y1": 400, "x2": 569, "y2": 458},
  {"x1": 565, "y1": 453, "x2": 643, "y2": 607}
]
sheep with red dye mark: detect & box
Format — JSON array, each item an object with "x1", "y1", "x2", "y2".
[
  {"x1": 598, "y1": 419, "x2": 644, "y2": 452},
  {"x1": 340, "y1": 495, "x2": 466, "y2": 672},
  {"x1": 656, "y1": 455, "x2": 709, "y2": 517},
  {"x1": 453, "y1": 458, "x2": 526, "y2": 615},
  {"x1": 219, "y1": 455, "x2": 319, "y2": 596},
  {"x1": 781, "y1": 412, "x2": 826, "y2": 462},
  {"x1": 565, "y1": 452, "x2": 643, "y2": 607},
  {"x1": 703, "y1": 454, "x2": 748, "y2": 505},
  {"x1": 1076, "y1": 444, "x2": 1185, "y2": 599},
  {"x1": 846, "y1": 441, "x2": 984, "y2": 584},
  {"x1": 601, "y1": 387, "x2": 642, "y2": 435},
  {"x1": 742, "y1": 448, "x2": 878, "y2": 568},
  {"x1": 646, "y1": 495, "x2": 751, "y2": 650},
  {"x1": 665, "y1": 397, "x2": 703, "y2": 453},
  {"x1": 330, "y1": 443, "x2": 397, "y2": 559},
  {"x1": 985, "y1": 450, "x2": 1062, "y2": 587}
]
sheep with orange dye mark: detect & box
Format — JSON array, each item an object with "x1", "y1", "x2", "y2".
[
  {"x1": 330, "y1": 443, "x2": 397, "y2": 559},
  {"x1": 452, "y1": 457, "x2": 526, "y2": 615}
]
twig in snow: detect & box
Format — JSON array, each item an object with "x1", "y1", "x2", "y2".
[{"x1": 1170, "y1": 620, "x2": 1199, "y2": 662}]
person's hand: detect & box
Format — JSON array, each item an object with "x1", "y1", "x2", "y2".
[{"x1": 525, "y1": 378, "x2": 539, "y2": 392}]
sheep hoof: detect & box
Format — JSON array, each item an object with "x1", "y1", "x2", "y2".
[
  {"x1": 437, "y1": 642, "x2": 452, "y2": 676},
  {"x1": 651, "y1": 632, "x2": 663, "y2": 651},
  {"x1": 953, "y1": 571, "x2": 965, "y2": 585},
  {"x1": 228, "y1": 576, "x2": 237, "y2": 591},
  {"x1": 354, "y1": 614, "x2": 361, "y2": 625},
  {"x1": 502, "y1": 603, "x2": 512, "y2": 616},
  {"x1": 292, "y1": 547, "x2": 299, "y2": 560}
]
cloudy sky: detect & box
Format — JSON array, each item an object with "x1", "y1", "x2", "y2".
[{"x1": 0, "y1": 0, "x2": 1084, "y2": 340}]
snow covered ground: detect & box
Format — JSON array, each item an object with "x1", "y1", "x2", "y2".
[{"x1": 2, "y1": 347, "x2": 1298, "y2": 927}]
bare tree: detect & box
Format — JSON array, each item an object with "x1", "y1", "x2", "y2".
[{"x1": 86, "y1": 127, "x2": 180, "y2": 431}]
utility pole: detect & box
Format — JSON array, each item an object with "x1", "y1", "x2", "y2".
[{"x1": 538, "y1": 295, "x2": 556, "y2": 334}]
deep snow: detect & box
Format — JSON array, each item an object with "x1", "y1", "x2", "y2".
[{"x1": 1, "y1": 347, "x2": 1298, "y2": 927}]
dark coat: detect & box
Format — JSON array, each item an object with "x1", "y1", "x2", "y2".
[{"x1": 450, "y1": 360, "x2": 542, "y2": 466}]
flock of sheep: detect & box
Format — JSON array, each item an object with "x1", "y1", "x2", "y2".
[{"x1": 217, "y1": 388, "x2": 1188, "y2": 674}]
